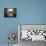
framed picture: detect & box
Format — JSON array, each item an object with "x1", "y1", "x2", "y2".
[{"x1": 4, "y1": 8, "x2": 17, "y2": 17}]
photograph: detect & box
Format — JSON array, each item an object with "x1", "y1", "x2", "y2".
[{"x1": 4, "y1": 8, "x2": 17, "y2": 17}]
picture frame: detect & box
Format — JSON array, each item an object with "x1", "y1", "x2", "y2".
[{"x1": 4, "y1": 8, "x2": 17, "y2": 17}]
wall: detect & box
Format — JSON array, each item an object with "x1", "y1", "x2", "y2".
[
  {"x1": 0, "y1": 0, "x2": 18, "y2": 44},
  {"x1": 18, "y1": 0, "x2": 46, "y2": 24},
  {"x1": 0, "y1": 0, "x2": 46, "y2": 44}
]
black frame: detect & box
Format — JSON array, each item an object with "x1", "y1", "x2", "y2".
[{"x1": 4, "y1": 8, "x2": 17, "y2": 17}]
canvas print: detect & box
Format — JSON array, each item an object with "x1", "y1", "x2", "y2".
[{"x1": 4, "y1": 8, "x2": 16, "y2": 17}]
